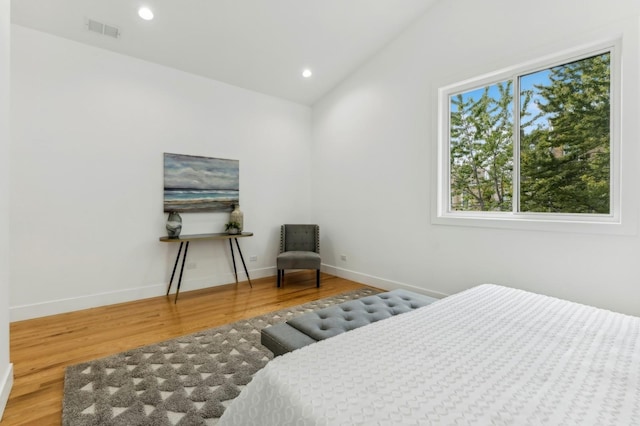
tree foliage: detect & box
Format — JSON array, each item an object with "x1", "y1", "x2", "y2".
[
  {"x1": 449, "y1": 53, "x2": 610, "y2": 214},
  {"x1": 450, "y1": 81, "x2": 514, "y2": 211},
  {"x1": 520, "y1": 53, "x2": 610, "y2": 213}
]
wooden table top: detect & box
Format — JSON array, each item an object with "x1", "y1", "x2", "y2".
[{"x1": 159, "y1": 232, "x2": 253, "y2": 242}]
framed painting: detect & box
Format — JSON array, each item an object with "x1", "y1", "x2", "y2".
[{"x1": 163, "y1": 153, "x2": 239, "y2": 212}]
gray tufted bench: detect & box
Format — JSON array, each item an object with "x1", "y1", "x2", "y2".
[{"x1": 261, "y1": 289, "x2": 437, "y2": 356}]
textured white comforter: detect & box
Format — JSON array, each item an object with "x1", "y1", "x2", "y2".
[{"x1": 219, "y1": 284, "x2": 640, "y2": 425}]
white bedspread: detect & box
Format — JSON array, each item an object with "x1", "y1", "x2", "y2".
[{"x1": 219, "y1": 284, "x2": 640, "y2": 425}]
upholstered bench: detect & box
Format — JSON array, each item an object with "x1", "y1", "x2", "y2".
[{"x1": 261, "y1": 289, "x2": 437, "y2": 356}]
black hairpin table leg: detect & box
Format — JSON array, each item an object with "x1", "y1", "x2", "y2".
[
  {"x1": 166, "y1": 242, "x2": 184, "y2": 295},
  {"x1": 174, "y1": 241, "x2": 189, "y2": 303},
  {"x1": 234, "y1": 238, "x2": 252, "y2": 287},
  {"x1": 159, "y1": 232, "x2": 254, "y2": 302},
  {"x1": 229, "y1": 239, "x2": 239, "y2": 283}
]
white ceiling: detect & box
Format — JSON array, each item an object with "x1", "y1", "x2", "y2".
[{"x1": 11, "y1": 0, "x2": 437, "y2": 105}]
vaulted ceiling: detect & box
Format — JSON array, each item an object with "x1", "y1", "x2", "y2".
[{"x1": 11, "y1": 0, "x2": 437, "y2": 105}]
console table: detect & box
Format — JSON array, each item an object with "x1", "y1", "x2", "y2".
[{"x1": 159, "y1": 232, "x2": 253, "y2": 302}]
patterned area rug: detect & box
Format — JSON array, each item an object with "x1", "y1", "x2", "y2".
[{"x1": 62, "y1": 288, "x2": 378, "y2": 426}]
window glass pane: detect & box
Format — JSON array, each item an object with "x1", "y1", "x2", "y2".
[
  {"x1": 519, "y1": 53, "x2": 610, "y2": 214},
  {"x1": 449, "y1": 81, "x2": 513, "y2": 211}
]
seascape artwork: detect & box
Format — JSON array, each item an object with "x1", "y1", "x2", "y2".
[{"x1": 164, "y1": 153, "x2": 239, "y2": 212}]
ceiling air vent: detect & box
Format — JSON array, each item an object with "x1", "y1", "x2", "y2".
[{"x1": 87, "y1": 18, "x2": 120, "y2": 39}]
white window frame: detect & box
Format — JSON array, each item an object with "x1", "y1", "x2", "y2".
[{"x1": 434, "y1": 39, "x2": 623, "y2": 234}]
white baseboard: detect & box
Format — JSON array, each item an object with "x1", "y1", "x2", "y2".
[
  {"x1": 0, "y1": 363, "x2": 13, "y2": 422},
  {"x1": 10, "y1": 267, "x2": 275, "y2": 322},
  {"x1": 321, "y1": 264, "x2": 449, "y2": 300}
]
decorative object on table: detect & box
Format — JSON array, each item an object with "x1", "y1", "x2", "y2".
[
  {"x1": 229, "y1": 204, "x2": 244, "y2": 231},
  {"x1": 225, "y1": 221, "x2": 241, "y2": 235},
  {"x1": 165, "y1": 211, "x2": 182, "y2": 238},
  {"x1": 163, "y1": 153, "x2": 239, "y2": 213},
  {"x1": 61, "y1": 289, "x2": 379, "y2": 426}
]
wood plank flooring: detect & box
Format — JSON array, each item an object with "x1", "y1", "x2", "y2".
[{"x1": 3, "y1": 272, "x2": 374, "y2": 425}]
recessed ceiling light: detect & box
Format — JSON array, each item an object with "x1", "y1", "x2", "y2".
[
  {"x1": 138, "y1": 7, "x2": 154, "y2": 20},
  {"x1": 302, "y1": 69, "x2": 313, "y2": 78}
]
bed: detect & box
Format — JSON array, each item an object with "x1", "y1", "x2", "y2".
[{"x1": 219, "y1": 284, "x2": 640, "y2": 425}]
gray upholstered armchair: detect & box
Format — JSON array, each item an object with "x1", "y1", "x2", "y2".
[{"x1": 277, "y1": 224, "x2": 321, "y2": 288}]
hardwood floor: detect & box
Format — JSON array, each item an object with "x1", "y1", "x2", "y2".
[{"x1": 3, "y1": 272, "x2": 374, "y2": 425}]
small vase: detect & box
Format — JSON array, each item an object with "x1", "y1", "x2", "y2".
[
  {"x1": 230, "y1": 204, "x2": 244, "y2": 232},
  {"x1": 166, "y1": 211, "x2": 182, "y2": 238}
]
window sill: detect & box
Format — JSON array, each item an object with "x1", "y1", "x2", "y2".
[{"x1": 432, "y1": 212, "x2": 635, "y2": 235}]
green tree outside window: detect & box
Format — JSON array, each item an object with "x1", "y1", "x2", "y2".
[{"x1": 449, "y1": 52, "x2": 611, "y2": 215}]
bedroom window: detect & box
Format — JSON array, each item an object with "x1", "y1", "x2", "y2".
[{"x1": 437, "y1": 41, "x2": 620, "y2": 230}]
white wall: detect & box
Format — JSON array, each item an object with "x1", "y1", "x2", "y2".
[
  {"x1": 10, "y1": 25, "x2": 312, "y2": 320},
  {"x1": 0, "y1": 0, "x2": 13, "y2": 419},
  {"x1": 10, "y1": 1, "x2": 640, "y2": 322},
  {"x1": 312, "y1": 0, "x2": 640, "y2": 316}
]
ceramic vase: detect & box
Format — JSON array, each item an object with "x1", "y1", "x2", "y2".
[
  {"x1": 230, "y1": 204, "x2": 244, "y2": 232},
  {"x1": 166, "y1": 211, "x2": 182, "y2": 238}
]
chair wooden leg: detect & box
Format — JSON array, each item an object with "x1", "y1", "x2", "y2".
[
  {"x1": 277, "y1": 270, "x2": 281, "y2": 288},
  {"x1": 316, "y1": 269, "x2": 320, "y2": 288}
]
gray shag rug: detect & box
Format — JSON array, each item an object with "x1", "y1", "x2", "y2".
[{"x1": 62, "y1": 288, "x2": 378, "y2": 426}]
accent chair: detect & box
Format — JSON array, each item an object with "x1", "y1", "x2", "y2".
[{"x1": 276, "y1": 224, "x2": 321, "y2": 288}]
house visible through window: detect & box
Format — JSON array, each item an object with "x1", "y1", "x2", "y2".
[{"x1": 442, "y1": 46, "x2": 614, "y2": 222}]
